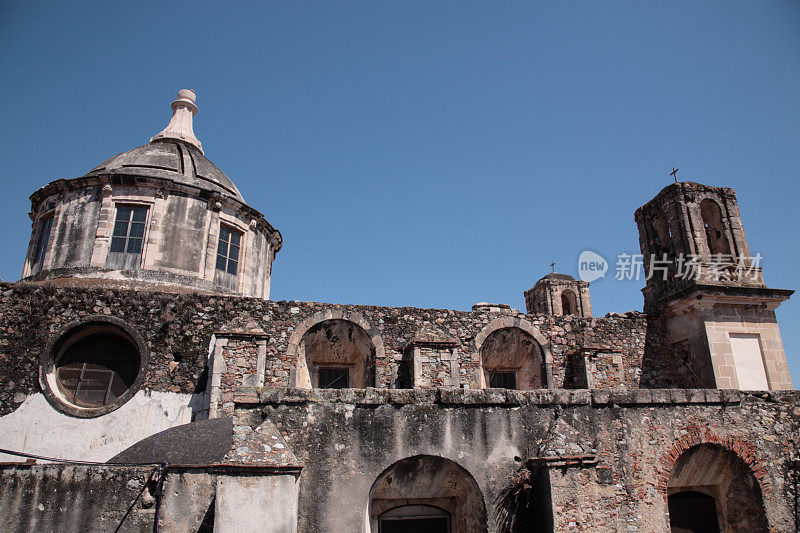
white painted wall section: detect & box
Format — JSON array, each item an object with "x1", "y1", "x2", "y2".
[
  {"x1": 730, "y1": 333, "x2": 769, "y2": 390},
  {"x1": 0, "y1": 390, "x2": 194, "y2": 462}
]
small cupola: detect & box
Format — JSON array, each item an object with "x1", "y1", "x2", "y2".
[{"x1": 524, "y1": 272, "x2": 592, "y2": 317}]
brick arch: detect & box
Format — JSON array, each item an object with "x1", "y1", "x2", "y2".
[
  {"x1": 655, "y1": 425, "x2": 770, "y2": 496},
  {"x1": 473, "y1": 317, "x2": 554, "y2": 388},
  {"x1": 286, "y1": 309, "x2": 385, "y2": 388}
]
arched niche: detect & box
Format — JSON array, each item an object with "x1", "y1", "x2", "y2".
[
  {"x1": 303, "y1": 319, "x2": 373, "y2": 388},
  {"x1": 700, "y1": 198, "x2": 732, "y2": 256},
  {"x1": 368, "y1": 455, "x2": 487, "y2": 533},
  {"x1": 287, "y1": 310, "x2": 384, "y2": 389},
  {"x1": 667, "y1": 444, "x2": 768, "y2": 532},
  {"x1": 560, "y1": 289, "x2": 577, "y2": 316},
  {"x1": 651, "y1": 207, "x2": 673, "y2": 252},
  {"x1": 475, "y1": 318, "x2": 552, "y2": 389}
]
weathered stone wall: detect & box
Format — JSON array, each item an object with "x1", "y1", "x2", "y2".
[
  {"x1": 0, "y1": 281, "x2": 709, "y2": 419},
  {"x1": 0, "y1": 465, "x2": 215, "y2": 533},
  {"x1": 238, "y1": 388, "x2": 800, "y2": 532}
]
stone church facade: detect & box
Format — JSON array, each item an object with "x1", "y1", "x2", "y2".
[{"x1": 0, "y1": 91, "x2": 796, "y2": 532}]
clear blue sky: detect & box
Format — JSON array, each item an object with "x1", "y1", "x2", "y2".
[{"x1": 2, "y1": 2, "x2": 799, "y2": 380}]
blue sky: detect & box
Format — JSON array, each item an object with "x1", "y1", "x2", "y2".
[{"x1": 2, "y1": 1, "x2": 799, "y2": 380}]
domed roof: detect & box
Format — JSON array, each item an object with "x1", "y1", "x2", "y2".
[
  {"x1": 86, "y1": 140, "x2": 244, "y2": 201},
  {"x1": 544, "y1": 272, "x2": 575, "y2": 281},
  {"x1": 84, "y1": 90, "x2": 244, "y2": 202},
  {"x1": 107, "y1": 417, "x2": 233, "y2": 465}
]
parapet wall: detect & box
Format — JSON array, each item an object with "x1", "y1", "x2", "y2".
[{"x1": 0, "y1": 282, "x2": 674, "y2": 418}]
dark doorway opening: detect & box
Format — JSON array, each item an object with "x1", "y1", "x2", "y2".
[
  {"x1": 378, "y1": 505, "x2": 450, "y2": 533},
  {"x1": 668, "y1": 491, "x2": 720, "y2": 533},
  {"x1": 380, "y1": 517, "x2": 448, "y2": 533}
]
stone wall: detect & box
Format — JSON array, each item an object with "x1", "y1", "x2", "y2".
[
  {"x1": 0, "y1": 281, "x2": 717, "y2": 420},
  {"x1": 238, "y1": 387, "x2": 800, "y2": 532},
  {"x1": 0, "y1": 465, "x2": 218, "y2": 533}
]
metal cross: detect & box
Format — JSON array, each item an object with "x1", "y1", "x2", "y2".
[
  {"x1": 550, "y1": 261, "x2": 556, "y2": 273},
  {"x1": 670, "y1": 167, "x2": 679, "y2": 183}
]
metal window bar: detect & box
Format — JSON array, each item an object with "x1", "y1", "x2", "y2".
[
  {"x1": 318, "y1": 368, "x2": 349, "y2": 389},
  {"x1": 489, "y1": 371, "x2": 516, "y2": 389},
  {"x1": 63, "y1": 363, "x2": 115, "y2": 406}
]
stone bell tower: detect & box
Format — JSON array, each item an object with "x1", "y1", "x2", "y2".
[{"x1": 635, "y1": 181, "x2": 792, "y2": 390}]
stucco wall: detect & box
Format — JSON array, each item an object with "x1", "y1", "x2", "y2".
[
  {"x1": 0, "y1": 390, "x2": 194, "y2": 462},
  {"x1": 0, "y1": 466, "x2": 215, "y2": 533}
]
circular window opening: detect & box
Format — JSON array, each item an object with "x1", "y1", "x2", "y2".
[
  {"x1": 41, "y1": 318, "x2": 147, "y2": 417},
  {"x1": 56, "y1": 329, "x2": 139, "y2": 407}
]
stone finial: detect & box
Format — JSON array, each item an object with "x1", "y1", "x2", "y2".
[{"x1": 150, "y1": 89, "x2": 204, "y2": 153}]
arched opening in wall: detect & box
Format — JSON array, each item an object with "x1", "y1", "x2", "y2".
[
  {"x1": 667, "y1": 444, "x2": 768, "y2": 532},
  {"x1": 560, "y1": 290, "x2": 577, "y2": 316},
  {"x1": 481, "y1": 328, "x2": 545, "y2": 389},
  {"x1": 700, "y1": 199, "x2": 732, "y2": 257},
  {"x1": 369, "y1": 455, "x2": 487, "y2": 533},
  {"x1": 650, "y1": 208, "x2": 675, "y2": 281},
  {"x1": 40, "y1": 318, "x2": 148, "y2": 417},
  {"x1": 301, "y1": 319, "x2": 374, "y2": 388},
  {"x1": 651, "y1": 208, "x2": 672, "y2": 251}
]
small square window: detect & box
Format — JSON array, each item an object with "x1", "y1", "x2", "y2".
[
  {"x1": 489, "y1": 371, "x2": 517, "y2": 389},
  {"x1": 318, "y1": 368, "x2": 349, "y2": 389}
]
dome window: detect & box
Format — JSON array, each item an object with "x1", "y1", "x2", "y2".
[
  {"x1": 214, "y1": 224, "x2": 243, "y2": 290},
  {"x1": 40, "y1": 318, "x2": 148, "y2": 417},
  {"x1": 106, "y1": 204, "x2": 149, "y2": 270},
  {"x1": 31, "y1": 215, "x2": 53, "y2": 272}
]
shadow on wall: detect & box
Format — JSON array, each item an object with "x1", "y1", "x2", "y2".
[
  {"x1": 639, "y1": 318, "x2": 705, "y2": 389},
  {"x1": 494, "y1": 463, "x2": 553, "y2": 533}
]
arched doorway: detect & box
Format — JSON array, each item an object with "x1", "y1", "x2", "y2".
[
  {"x1": 668, "y1": 490, "x2": 721, "y2": 533},
  {"x1": 667, "y1": 444, "x2": 768, "y2": 532},
  {"x1": 369, "y1": 455, "x2": 487, "y2": 533}
]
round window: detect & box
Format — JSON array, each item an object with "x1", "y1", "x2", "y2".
[{"x1": 41, "y1": 317, "x2": 148, "y2": 417}]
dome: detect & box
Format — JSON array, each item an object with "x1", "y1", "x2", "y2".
[
  {"x1": 23, "y1": 90, "x2": 280, "y2": 299},
  {"x1": 544, "y1": 272, "x2": 575, "y2": 281},
  {"x1": 107, "y1": 417, "x2": 233, "y2": 465},
  {"x1": 86, "y1": 140, "x2": 244, "y2": 202}
]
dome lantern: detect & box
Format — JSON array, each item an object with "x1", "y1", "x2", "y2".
[{"x1": 150, "y1": 89, "x2": 203, "y2": 153}]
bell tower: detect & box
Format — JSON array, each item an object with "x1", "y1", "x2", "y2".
[{"x1": 635, "y1": 181, "x2": 793, "y2": 390}]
